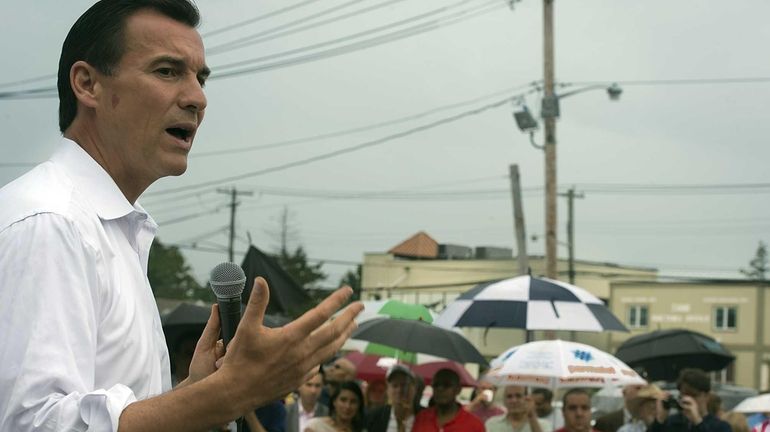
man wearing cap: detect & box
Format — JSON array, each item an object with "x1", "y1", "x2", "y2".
[
  {"x1": 412, "y1": 368, "x2": 484, "y2": 432},
  {"x1": 617, "y1": 384, "x2": 664, "y2": 432},
  {"x1": 365, "y1": 364, "x2": 421, "y2": 432}
]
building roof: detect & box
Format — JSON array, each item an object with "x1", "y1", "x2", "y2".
[{"x1": 388, "y1": 231, "x2": 439, "y2": 259}]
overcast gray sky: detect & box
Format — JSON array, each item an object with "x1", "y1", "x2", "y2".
[{"x1": 2, "y1": 0, "x2": 769, "y2": 286}]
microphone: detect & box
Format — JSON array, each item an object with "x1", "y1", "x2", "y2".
[{"x1": 209, "y1": 262, "x2": 246, "y2": 350}]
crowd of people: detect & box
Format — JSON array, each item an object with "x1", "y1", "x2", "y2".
[
  {"x1": 243, "y1": 364, "x2": 767, "y2": 432},
  {"x1": 1, "y1": 1, "x2": 768, "y2": 431}
]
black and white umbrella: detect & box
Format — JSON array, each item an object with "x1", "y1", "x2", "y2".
[{"x1": 434, "y1": 275, "x2": 628, "y2": 332}]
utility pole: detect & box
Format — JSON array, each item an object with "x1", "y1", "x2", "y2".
[
  {"x1": 216, "y1": 186, "x2": 253, "y2": 262},
  {"x1": 542, "y1": 0, "x2": 558, "y2": 280},
  {"x1": 560, "y1": 187, "x2": 584, "y2": 284},
  {"x1": 509, "y1": 164, "x2": 529, "y2": 275}
]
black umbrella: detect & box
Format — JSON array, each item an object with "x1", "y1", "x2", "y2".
[
  {"x1": 614, "y1": 328, "x2": 735, "y2": 381},
  {"x1": 350, "y1": 317, "x2": 488, "y2": 366}
]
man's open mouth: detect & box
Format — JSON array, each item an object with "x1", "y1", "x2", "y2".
[{"x1": 166, "y1": 127, "x2": 192, "y2": 141}]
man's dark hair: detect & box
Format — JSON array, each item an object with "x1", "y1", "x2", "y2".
[
  {"x1": 562, "y1": 388, "x2": 590, "y2": 407},
  {"x1": 57, "y1": 0, "x2": 200, "y2": 132},
  {"x1": 677, "y1": 368, "x2": 711, "y2": 393},
  {"x1": 433, "y1": 368, "x2": 460, "y2": 388},
  {"x1": 532, "y1": 387, "x2": 553, "y2": 401}
]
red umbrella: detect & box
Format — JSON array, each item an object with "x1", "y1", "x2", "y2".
[{"x1": 344, "y1": 351, "x2": 477, "y2": 387}]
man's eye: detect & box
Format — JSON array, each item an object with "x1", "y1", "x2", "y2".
[{"x1": 156, "y1": 68, "x2": 176, "y2": 77}]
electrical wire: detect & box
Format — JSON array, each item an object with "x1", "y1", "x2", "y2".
[
  {"x1": 200, "y1": 0, "x2": 323, "y2": 38},
  {"x1": 145, "y1": 94, "x2": 514, "y2": 197}
]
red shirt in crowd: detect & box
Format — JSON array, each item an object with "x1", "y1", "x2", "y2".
[{"x1": 412, "y1": 404, "x2": 485, "y2": 432}]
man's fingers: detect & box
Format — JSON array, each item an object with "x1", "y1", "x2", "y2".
[
  {"x1": 303, "y1": 310, "x2": 361, "y2": 368},
  {"x1": 289, "y1": 287, "x2": 360, "y2": 336},
  {"x1": 197, "y1": 304, "x2": 221, "y2": 348},
  {"x1": 240, "y1": 277, "x2": 270, "y2": 331}
]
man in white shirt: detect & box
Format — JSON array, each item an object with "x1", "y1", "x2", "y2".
[
  {"x1": 0, "y1": 1, "x2": 362, "y2": 431},
  {"x1": 485, "y1": 385, "x2": 550, "y2": 432},
  {"x1": 286, "y1": 372, "x2": 328, "y2": 432}
]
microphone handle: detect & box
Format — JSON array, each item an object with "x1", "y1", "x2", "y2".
[{"x1": 217, "y1": 296, "x2": 242, "y2": 349}]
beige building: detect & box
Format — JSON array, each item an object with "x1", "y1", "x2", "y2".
[{"x1": 360, "y1": 231, "x2": 770, "y2": 391}]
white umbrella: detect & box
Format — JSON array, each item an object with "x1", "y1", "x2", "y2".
[
  {"x1": 434, "y1": 276, "x2": 627, "y2": 332},
  {"x1": 484, "y1": 339, "x2": 646, "y2": 389},
  {"x1": 732, "y1": 393, "x2": 770, "y2": 413}
]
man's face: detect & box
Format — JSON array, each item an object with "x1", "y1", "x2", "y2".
[
  {"x1": 298, "y1": 373, "x2": 323, "y2": 407},
  {"x1": 532, "y1": 393, "x2": 552, "y2": 417},
  {"x1": 93, "y1": 9, "x2": 208, "y2": 191},
  {"x1": 503, "y1": 386, "x2": 528, "y2": 415},
  {"x1": 563, "y1": 393, "x2": 592, "y2": 432},
  {"x1": 387, "y1": 373, "x2": 416, "y2": 407},
  {"x1": 622, "y1": 385, "x2": 643, "y2": 408},
  {"x1": 325, "y1": 358, "x2": 355, "y2": 383},
  {"x1": 431, "y1": 372, "x2": 460, "y2": 408}
]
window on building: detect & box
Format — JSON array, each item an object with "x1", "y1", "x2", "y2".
[
  {"x1": 627, "y1": 304, "x2": 648, "y2": 328},
  {"x1": 711, "y1": 362, "x2": 735, "y2": 385},
  {"x1": 713, "y1": 306, "x2": 737, "y2": 331}
]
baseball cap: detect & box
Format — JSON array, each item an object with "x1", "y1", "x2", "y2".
[{"x1": 386, "y1": 364, "x2": 415, "y2": 382}]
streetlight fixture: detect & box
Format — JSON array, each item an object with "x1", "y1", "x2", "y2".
[{"x1": 512, "y1": 81, "x2": 622, "y2": 278}]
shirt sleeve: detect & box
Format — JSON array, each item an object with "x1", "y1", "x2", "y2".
[{"x1": 0, "y1": 213, "x2": 138, "y2": 431}]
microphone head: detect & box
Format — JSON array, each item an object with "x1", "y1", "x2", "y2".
[{"x1": 209, "y1": 262, "x2": 246, "y2": 299}]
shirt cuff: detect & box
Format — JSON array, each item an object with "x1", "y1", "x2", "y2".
[{"x1": 79, "y1": 384, "x2": 137, "y2": 432}]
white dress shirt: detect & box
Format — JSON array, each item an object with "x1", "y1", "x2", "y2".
[
  {"x1": 387, "y1": 410, "x2": 415, "y2": 432},
  {"x1": 298, "y1": 402, "x2": 318, "y2": 432},
  {"x1": 0, "y1": 138, "x2": 171, "y2": 431}
]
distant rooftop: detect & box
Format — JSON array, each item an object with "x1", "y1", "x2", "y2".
[{"x1": 388, "y1": 231, "x2": 438, "y2": 259}]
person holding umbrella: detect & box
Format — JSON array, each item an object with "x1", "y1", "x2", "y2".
[
  {"x1": 412, "y1": 368, "x2": 484, "y2": 432},
  {"x1": 649, "y1": 369, "x2": 732, "y2": 432}
]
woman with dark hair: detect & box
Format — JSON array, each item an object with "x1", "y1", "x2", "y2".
[{"x1": 305, "y1": 380, "x2": 365, "y2": 432}]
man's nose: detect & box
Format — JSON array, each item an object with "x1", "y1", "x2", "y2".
[{"x1": 180, "y1": 76, "x2": 207, "y2": 113}]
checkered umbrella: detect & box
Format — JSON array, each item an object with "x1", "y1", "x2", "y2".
[{"x1": 434, "y1": 275, "x2": 627, "y2": 332}]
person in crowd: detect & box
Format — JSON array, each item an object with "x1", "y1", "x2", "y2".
[
  {"x1": 617, "y1": 384, "x2": 664, "y2": 432},
  {"x1": 555, "y1": 388, "x2": 597, "y2": 432},
  {"x1": 722, "y1": 412, "x2": 750, "y2": 432},
  {"x1": 533, "y1": 387, "x2": 565, "y2": 430},
  {"x1": 708, "y1": 394, "x2": 724, "y2": 418},
  {"x1": 365, "y1": 364, "x2": 422, "y2": 432},
  {"x1": 595, "y1": 384, "x2": 644, "y2": 432},
  {"x1": 751, "y1": 417, "x2": 769, "y2": 432},
  {"x1": 0, "y1": 1, "x2": 363, "y2": 430},
  {"x1": 286, "y1": 372, "x2": 328, "y2": 432},
  {"x1": 365, "y1": 378, "x2": 388, "y2": 411},
  {"x1": 412, "y1": 368, "x2": 484, "y2": 432},
  {"x1": 245, "y1": 400, "x2": 287, "y2": 432},
  {"x1": 466, "y1": 380, "x2": 506, "y2": 423},
  {"x1": 485, "y1": 385, "x2": 550, "y2": 432},
  {"x1": 305, "y1": 381, "x2": 365, "y2": 432},
  {"x1": 649, "y1": 368, "x2": 732, "y2": 432},
  {"x1": 320, "y1": 357, "x2": 357, "y2": 408}
]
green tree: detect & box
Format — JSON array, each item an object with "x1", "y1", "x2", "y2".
[
  {"x1": 149, "y1": 238, "x2": 214, "y2": 301},
  {"x1": 740, "y1": 241, "x2": 768, "y2": 281},
  {"x1": 275, "y1": 245, "x2": 327, "y2": 289},
  {"x1": 339, "y1": 265, "x2": 362, "y2": 300}
]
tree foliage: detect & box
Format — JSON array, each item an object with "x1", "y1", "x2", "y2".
[
  {"x1": 740, "y1": 241, "x2": 768, "y2": 281},
  {"x1": 274, "y1": 245, "x2": 327, "y2": 289},
  {"x1": 339, "y1": 265, "x2": 362, "y2": 300},
  {"x1": 149, "y1": 238, "x2": 214, "y2": 301}
]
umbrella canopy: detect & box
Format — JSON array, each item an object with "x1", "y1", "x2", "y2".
[
  {"x1": 342, "y1": 299, "x2": 435, "y2": 363},
  {"x1": 434, "y1": 275, "x2": 627, "y2": 332},
  {"x1": 614, "y1": 329, "x2": 735, "y2": 381},
  {"x1": 732, "y1": 393, "x2": 770, "y2": 413},
  {"x1": 485, "y1": 339, "x2": 646, "y2": 389},
  {"x1": 350, "y1": 317, "x2": 488, "y2": 366},
  {"x1": 344, "y1": 351, "x2": 477, "y2": 387}
]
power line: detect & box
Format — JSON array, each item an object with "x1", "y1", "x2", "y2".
[
  {"x1": 145, "y1": 94, "x2": 514, "y2": 197},
  {"x1": 207, "y1": 0, "x2": 381, "y2": 55},
  {"x1": 200, "y1": 0, "x2": 323, "y2": 38},
  {"x1": 560, "y1": 77, "x2": 770, "y2": 87},
  {"x1": 191, "y1": 83, "x2": 537, "y2": 158},
  {"x1": 210, "y1": 0, "x2": 502, "y2": 79}
]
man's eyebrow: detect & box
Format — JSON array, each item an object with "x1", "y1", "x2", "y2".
[{"x1": 150, "y1": 56, "x2": 211, "y2": 79}]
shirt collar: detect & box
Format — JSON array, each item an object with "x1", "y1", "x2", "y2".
[{"x1": 50, "y1": 138, "x2": 150, "y2": 222}]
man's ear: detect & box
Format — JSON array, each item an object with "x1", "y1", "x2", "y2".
[{"x1": 70, "y1": 60, "x2": 102, "y2": 109}]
